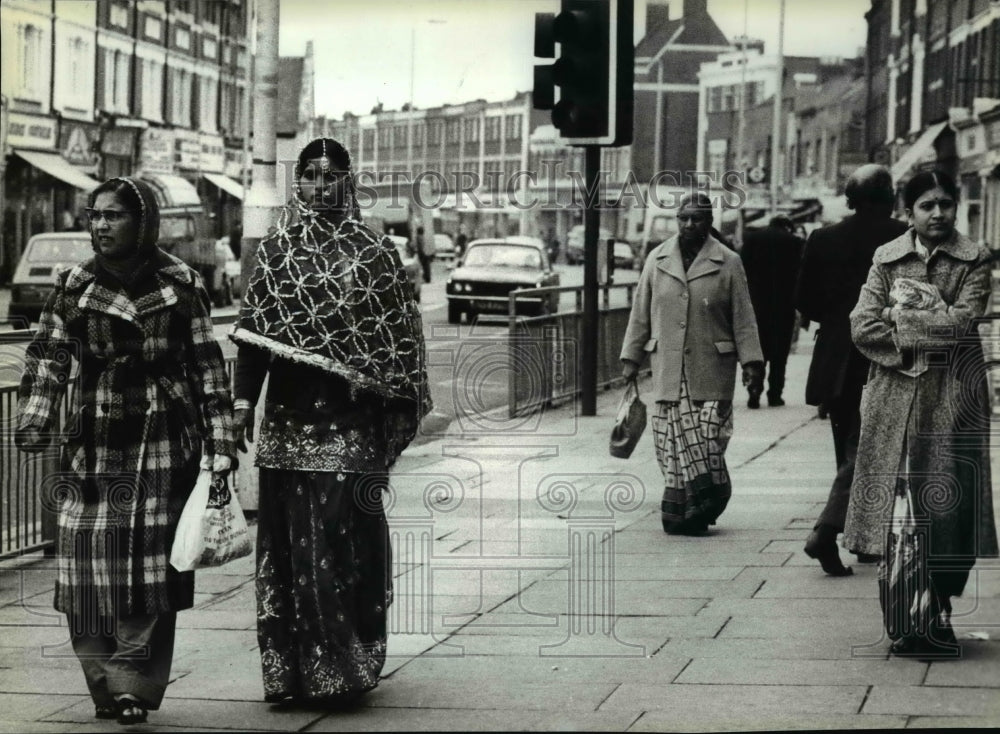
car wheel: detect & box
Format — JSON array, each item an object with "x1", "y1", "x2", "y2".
[{"x1": 447, "y1": 301, "x2": 461, "y2": 324}]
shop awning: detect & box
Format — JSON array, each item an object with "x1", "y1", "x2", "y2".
[
  {"x1": 891, "y1": 122, "x2": 949, "y2": 183},
  {"x1": 202, "y1": 172, "x2": 244, "y2": 200},
  {"x1": 139, "y1": 174, "x2": 202, "y2": 208},
  {"x1": 14, "y1": 149, "x2": 99, "y2": 191}
]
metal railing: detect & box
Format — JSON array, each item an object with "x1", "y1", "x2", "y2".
[
  {"x1": 506, "y1": 282, "x2": 639, "y2": 418},
  {"x1": 0, "y1": 318, "x2": 238, "y2": 559}
]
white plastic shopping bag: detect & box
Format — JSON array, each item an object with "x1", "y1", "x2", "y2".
[{"x1": 170, "y1": 466, "x2": 251, "y2": 571}]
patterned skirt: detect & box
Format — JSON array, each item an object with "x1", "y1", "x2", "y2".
[
  {"x1": 652, "y1": 374, "x2": 734, "y2": 532},
  {"x1": 256, "y1": 468, "x2": 391, "y2": 704}
]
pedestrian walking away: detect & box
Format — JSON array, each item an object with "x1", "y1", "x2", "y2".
[
  {"x1": 230, "y1": 137, "x2": 432, "y2": 707},
  {"x1": 15, "y1": 176, "x2": 237, "y2": 726},
  {"x1": 415, "y1": 225, "x2": 432, "y2": 283},
  {"x1": 740, "y1": 214, "x2": 804, "y2": 408},
  {"x1": 796, "y1": 164, "x2": 909, "y2": 576},
  {"x1": 620, "y1": 192, "x2": 763, "y2": 536},
  {"x1": 844, "y1": 170, "x2": 998, "y2": 659}
]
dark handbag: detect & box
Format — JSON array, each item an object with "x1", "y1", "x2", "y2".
[
  {"x1": 609, "y1": 379, "x2": 647, "y2": 459},
  {"x1": 878, "y1": 487, "x2": 939, "y2": 641}
]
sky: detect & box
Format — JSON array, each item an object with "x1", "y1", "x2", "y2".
[{"x1": 278, "y1": 0, "x2": 871, "y2": 120}]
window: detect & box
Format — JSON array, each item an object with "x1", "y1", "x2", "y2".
[
  {"x1": 142, "y1": 59, "x2": 163, "y2": 121},
  {"x1": 21, "y1": 24, "x2": 44, "y2": 96},
  {"x1": 145, "y1": 16, "x2": 162, "y2": 40},
  {"x1": 68, "y1": 37, "x2": 87, "y2": 101},
  {"x1": 203, "y1": 36, "x2": 217, "y2": 60},
  {"x1": 176, "y1": 27, "x2": 190, "y2": 50},
  {"x1": 928, "y1": 0, "x2": 948, "y2": 38},
  {"x1": 115, "y1": 50, "x2": 130, "y2": 111},
  {"x1": 110, "y1": 3, "x2": 129, "y2": 28},
  {"x1": 486, "y1": 116, "x2": 501, "y2": 141},
  {"x1": 200, "y1": 75, "x2": 217, "y2": 131},
  {"x1": 463, "y1": 118, "x2": 479, "y2": 143},
  {"x1": 446, "y1": 119, "x2": 460, "y2": 143},
  {"x1": 505, "y1": 114, "x2": 522, "y2": 140},
  {"x1": 428, "y1": 120, "x2": 443, "y2": 145},
  {"x1": 363, "y1": 129, "x2": 375, "y2": 151},
  {"x1": 707, "y1": 85, "x2": 722, "y2": 113},
  {"x1": 722, "y1": 85, "x2": 735, "y2": 111}
]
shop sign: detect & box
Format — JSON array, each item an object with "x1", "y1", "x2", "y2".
[
  {"x1": 59, "y1": 121, "x2": 101, "y2": 172},
  {"x1": 139, "y1": 127, "x2": 175, "y2": 174},
  {"x1": 199, "y1": 133, "x2": 225, "y2": 173},
  {"x1": 102, "y1": 127, "x2": 137, "y2": 158},
  {"x1": 175, "y1": 129, "x2": 200, "y2": 170},
  {"x1": 7, "y1": 113, "x2": 57, "y2": 150}
]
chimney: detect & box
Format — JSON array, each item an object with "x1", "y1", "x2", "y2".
[
  {"x1": 646, "y1": 0, "x2": 669, "y2": 33},
  {"x1": 683, "y1": 0, "x2": 708, "y2": 17}
]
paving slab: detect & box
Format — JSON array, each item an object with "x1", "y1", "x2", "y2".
[
  {"x1": 387, "y1": 649, "x2": 688, "y2": 684},
  {"x1": 303, "y1": 706, "x2": 545, "y2": 732},
  {"x1": 599, "y1": 682, "x2": 868, "y2": 715},
  {"x1": 660, "y1": 636, "x2": 883, "y2": 661},
  {"x1": 0, "y1": 692, "x2": 84, "y2": 722},
  {"x1": 675, "y1": 656, "x2": 925, "y2": 686},
  {"x1": 363, "y1": 676, "x2": 618, "y2": 712},
  {"x1": 45, "y1": 697, "x2": 321, "y2": 731},
  {"x1": 924, "y1": 641, "x2": 1000, "y2": 685},
  {"x1": 628, "y1": 712, "x2": 908, "y2": 732},
  {"x1": 862, "y1": 685, "x2": 1000, "y2": 717},
  {"x1": 906, "y1": 715, "x2": 1000, "y2": 728}
]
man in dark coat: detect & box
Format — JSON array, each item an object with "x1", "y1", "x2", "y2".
[
  {"x1": 797, "y1": 164, "x2": 909, "y2": 575},
  {"x1": 739, "y1": 215, "x2": 804, "y2": 408}
]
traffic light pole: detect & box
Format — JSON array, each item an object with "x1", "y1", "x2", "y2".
[{"x1": 581, "y1": 144, "x2": 600, "y2": 417}]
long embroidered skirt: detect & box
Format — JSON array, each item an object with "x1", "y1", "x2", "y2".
[
  {"x1": 652, "y1": 375, "x2": 734, "y2": 531},
  {"x1": 256, "y1": 469, "x2": 391, "y2": 704}
]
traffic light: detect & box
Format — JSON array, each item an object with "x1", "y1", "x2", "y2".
[{"x1": 533, "y1": 0, "x2": 633, "y2": 146}]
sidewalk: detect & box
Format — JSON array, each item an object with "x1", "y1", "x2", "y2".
[{"x1": 1, "y1": 345, "x2": 999, "y2": 732}]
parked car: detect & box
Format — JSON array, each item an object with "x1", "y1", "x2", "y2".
[
  {"x1": 387, "y1": 234, "x2": 422, "y2": 302},
  {"x1": 7, "y1": 232, "x2": 92, "y2": 325},
  {"x1": 433, "y1": 233, "x2": 456, "y2": 260},
  {"x1": 565, "y1": 225, "x2": 612, "y2": 264},
  {"x1": 613, "y1": 241, "x2": 639, "y2": 270},
  {"x1": 445, "y1": 238, "x2": 559, "y2": 324}
]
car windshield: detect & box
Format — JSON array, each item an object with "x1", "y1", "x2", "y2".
[
  {"x1": 27, "y1": 238, "x2": 92, "y2": 262},
  {"x1": 464, "y1": 245, "x2": 541, "y2": 269}
]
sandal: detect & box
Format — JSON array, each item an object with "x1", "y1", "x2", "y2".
[
  {"x1": 116, "y1": 696, "x2": 148, "y2": 725},
  {"x1": 95, "y1": 705, "x2": 118, "y2": 720}
]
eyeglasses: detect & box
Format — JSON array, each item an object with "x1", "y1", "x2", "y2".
[{"x1": 84, "y1": 208, "x2": 129, "y2": 225}]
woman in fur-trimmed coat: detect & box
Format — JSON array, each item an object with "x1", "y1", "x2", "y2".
[
  {"x1": 16, "y1": 176, "x2": 236, "y2": 724},
  {"x1": 844, "y1": 170, "x2": 997, "y2": 657}
]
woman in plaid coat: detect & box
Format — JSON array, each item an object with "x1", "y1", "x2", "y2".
[{"x1": 16, "y1": 176, "x2": 236, "y2": 724}]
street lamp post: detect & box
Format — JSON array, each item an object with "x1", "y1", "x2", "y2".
[
  {"x1": 407, "y1": 19, "x2": 446, "y2": 174},
  {"x1": 770, "y1": 0, "x2": 785, "y2": 217}
]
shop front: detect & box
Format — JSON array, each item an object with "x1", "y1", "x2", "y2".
[
  {"x1": 199, "y1": 132, "x2": 243, "y2": 241},
  {"x1": 2, "y1": 113, "x2": 98, "y2": 283}
]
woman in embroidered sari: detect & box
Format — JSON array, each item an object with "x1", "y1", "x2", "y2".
[{"x1": 231, "y1": 138, "x2": 430, "y2": 706}]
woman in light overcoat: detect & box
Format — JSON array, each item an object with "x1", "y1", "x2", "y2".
[
  {"x1": 621, "y1": 193, "x2": 763, "y2": 535},
  {"x1": 16, "y1": 176, "x2": 236, "y2": 724},
  {"x1": 844, "y1": 170, "x2": 997, "y2": 657}
]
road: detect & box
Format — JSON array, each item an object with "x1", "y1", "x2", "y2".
[{"x1": 0, "y1": 262, "x2": 641, "y2": 428}]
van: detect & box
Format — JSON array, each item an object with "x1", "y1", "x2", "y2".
[
  {"x1": 140, "y1": 174, "x2": 231, "y2": 306},
  {"x1": 7, "y1": 232, "x2": 92, "y2": 325}
]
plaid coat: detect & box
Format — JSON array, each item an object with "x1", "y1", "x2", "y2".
[{"x1": 17, "y1": 250, "x2": 236, "y2": 617}]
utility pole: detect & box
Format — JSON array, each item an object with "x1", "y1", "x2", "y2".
[
  {"x1": 241, "y1": 0, "x2": 280, "y2": 287},
  {"x1": 770, "y1": 0, "x2": 785, "y2": 217},
  {"x1": 238, "y1": 0, "x2": 281, "y2": 511}
]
